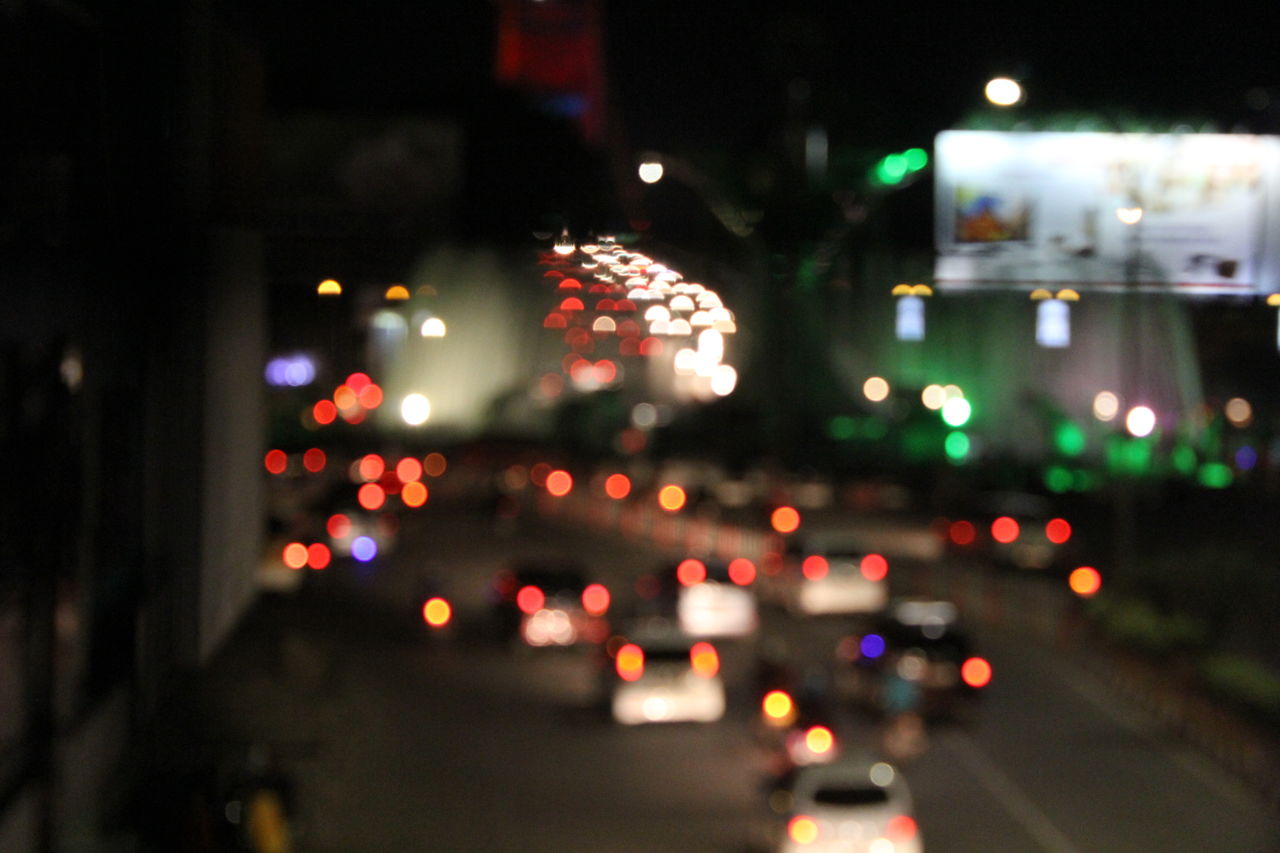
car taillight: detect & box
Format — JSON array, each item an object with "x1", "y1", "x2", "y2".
[
  {"x1": 788, "y1": 815, "x2": 820, "y2": 845},
  {"x1": 616, "y1": 643, "x2": 644, "y2": 681},
  {"x1": 582, "y1": 583, "x2": 610, "y2": 616},
  {"x1": 690, "y1": 641, "x2": 719, "y2": 677},
  {"x1": 802, "y1": 555, "x2": 828, "y2": 580},
  {"x1": 728, "y1": 557, "x2": 756, "y2": 585},
  {"x1": 516, "y1": 585, "x2": 544, "y2": 615},
  {"x1": 761, "y1": 690, "x2": 795, "y2": 725},
  {"x1": 804, "y1": 725, "x2": 835, "y2": 755},
  {"x1": 676, "y1": 558, "x2": 706, "y2": 586},
  {"x1": 860, "y1": 553, "x2": 889, "y2": 581},
  {"x1": 886, "y1": 814, "x2": 918, "y2": 841},
  {"x1": 961, "y1": 656, "x2": 992, "y2": 688}
]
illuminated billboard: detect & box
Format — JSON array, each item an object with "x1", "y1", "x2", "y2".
[{"x1": 933, "y1": 130, "x2": 1280, "y2": 295}]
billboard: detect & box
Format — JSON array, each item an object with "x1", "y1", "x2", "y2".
[{"x1": 933, "y1": 131, "x2": 1280, "y2": 295}]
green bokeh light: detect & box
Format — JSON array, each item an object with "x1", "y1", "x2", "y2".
[
  {"x1": 944, "y1": 430, "x2": 970, "y2": 462},
  {"x1": 828, "y1": 415, "x2": 857, "y2": 440},
  {"x1": 1053, "y1": 421, "x2": 1086, "y2": 457},
  {"x1": 1044, "y1": 465, "x2": 1073, "y2": 493},
  {"x1": 1197, "y1": 462, "x2": 1233, "y2": 489}
]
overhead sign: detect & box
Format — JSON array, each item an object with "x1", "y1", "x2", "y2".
[{"x1": 933, "y1": 130, "x2": 1280, "y2": 295}]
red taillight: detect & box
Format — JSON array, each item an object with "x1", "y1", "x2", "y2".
[
  {"x1": 690, "y1": 641, "x2": 719, "y2": 677},
  {"x1": 1046, "y1": 517, "x2": 1072, "y2": 544},
  {"x1": 516, "y1": 585, "x2": 544, "y2": 615},
  {"x1": 676, "y1": 558, "x2": 706, "y2": 586},
  {"x1": 886, "y1": 814, "x2": 918, "y2": 841},
  {"x1": 961, "y1": 656, "x2": 992, "y2": 688},
  {"x1": 991, "y1": 516, "x2": 1020, "y2": 543},
  {"x1": 802, "y1": 555, "x2": 828, "y2": 580},
  {"x1": 788, "y1": 815, "x2": 820, "y2": 845},
  {"x1": 582, "y1": 583, "x2": 610, "y2": 616},
  {"x1": 727, "y1": 557, "x2": 756, "y2": 586},
  {"x1": 616, "y1": 643, "x2": 644, "y2": 681},
  {"x1": 860, "y1": 553, "x2": 888, "y2": 581}
]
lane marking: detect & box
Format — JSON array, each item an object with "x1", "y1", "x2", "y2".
[{"x1": 944, "y1": 731, "x2": 1086, "y2": 853}]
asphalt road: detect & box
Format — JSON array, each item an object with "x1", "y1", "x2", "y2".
[{"x1": 214, "y1": 494, "x2": 1279, "y2": 852}]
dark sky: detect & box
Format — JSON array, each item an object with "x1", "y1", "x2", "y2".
[{"x1": 257, "y1": 1, "x2": 1280, "y2": 154}]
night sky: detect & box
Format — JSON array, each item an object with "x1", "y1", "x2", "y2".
[{"x1": 256, "y1": 2, "x2": 1280, "y2": 152}]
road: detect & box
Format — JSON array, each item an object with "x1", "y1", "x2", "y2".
[{"x1": 207, "y1": 491, "x2": 1279, "y2": 852}]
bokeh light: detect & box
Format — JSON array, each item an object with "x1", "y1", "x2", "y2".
[
  {"x1": 264, "y1": 449, "x2": 288, "y2": 474},
  {"x1": 728, "y1": 558, "x2": 756, "y2": 586},
  {"x1": 604, "y1": 473, "x2": 632, "y2": 499},
  {"x1": 762, "y1": 690, "x2": 794, "y2": 721},
  {"x1": 1225, "y1": 397, "x2": 1252, "y2": 427},
  {"x1": 949, "y1": 520, "x2": 977, "y2": 545},
  {"x1": 789, "y1": 816, "x2": 819, "y2": 845},
  {"x1": 1069, "y1": 566, "x2": 1102, "y2": 597},
  {"x1": 658, "y1": 484, "x2": 687, "y2": 512},
  {"x1": 1125, "y1": 405, "x2": 1156, "y2": 438},
  {"x1": 990, "y1": 516, "x2": 1020, "y2": 544},
  {"x1": 546, "y1": 469, "x2": 573, "y2": 496},
  {"x1": 676, "y1": 558, "x2": 707, "y2": 586},
  {"x1": 1045, "y1": 518, "x2": 1072, "y2": 544},
  {"x1": 401, "y1": 481, "x2": 428, "y2": 508},
  {"x1": 351, "y1": 536, "x2": 377, "y2": 562},
  {"x1": 860, "y1": 553, "x2": 888, "y2": 581},
  {"x1": 358, "y1": 454, "x2": 386, "y2": 482},
  {"x1": 1093, "y1": 391, "x2": 1119, "y2": 421},
  {"x1": 302, "y1": 448, "x2": 326, "y2": 472},
  {"x1": 423, "y1": 597, "x2": 451, "y2": 627},
  {"x1": 863, "y1": 376, "x2": 890, "y2": 402},
  {"x1": 312, "y1": 399, "x2": 338, "y2": 425},
  {"x1": 282, "y1": 542, "x2": 308, "y2": 569},
  {"x1": 802, "y1": 555, "x2": 829, "y2": 581},
  {"x1": 358, "y1": 482, "x2": 386, "y2": 510},
  {"x1": 921, "y1": 384, "x2": 946, "y2": 410},
  {"x1": 860, "y1": 633, "x2": 886, "y2": 658},
  {"x1": 326, "y1": 513, "x2": 351, "y2": 539},
  {"x1": 396, "y1": 457, "x2": 423, "y2": 482},
  {"x1": 401, "y1": 393, "x2": 431, "y2": 426},
  {"x1": 961, "y1": 657, "x2": 993, "y2": 688},
  {"x1": 306, "y1": 543, "x2": 331, "y2": 570},
  {"x1": 423, "y1": 452, "x2": 448, "y2": 477},
  {"x1": 517, "y1": 585, "x2": 545, "y2": 614},
  {"x1": 582, "y1": 583, "x2": 610, "y2": 616},
  {"x1": 770, "y1": 506, "x2": 801, "y2": 534},
  {"x1": 984, "y1": 76, "x2": 1023, "y2": 106}
]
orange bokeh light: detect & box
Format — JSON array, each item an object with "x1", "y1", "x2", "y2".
[
  {"x1": 333, "y1": 385, "x2": 357, "y2": 410},
  {"x1": 771, "y1": 506, "x2": 801, "y2": 534},
  {"x1": 604, "y1": 473, "x2": 631, "y2": 499},
  {"x1": 357, "y1": 383, "x2": 383, "y2": 409},
  {"x1": 306, "y1": 543, "x2": 331, "y2": 570},
  {"x1": 396, "y1": 457, "x2": 423, "y2": 482},
  {"x1": 401, "y1": 481, "x2": 428, "y2": 508},
  {"x1": 616, "y1": 643, "x2": 644, "y2": 681},
  {"x1": 804, "y1": 725, "x2": 834, "y2": 754},
  {"x1": 264, "y1": 449, "x2": 288, "y2": 474},
  {"x1": 788, "y1": 816, "x2": 819, "y2": 845},
  {"x1": 423, "y1": 452, "x2": 447, "y2": 477},
  {"x1": 658, "y1": 484, "x2": 687, "y2": 512},
  {"x1": 546, "y1": 469, "x2": 573, "y2": 496},
  {"x1": 422, "y1": 597, "x2": 452, "y2": 627},
  {"x1": 690, "y1": 641, "x2": 719, "y2": 677},
  {"x1": 282, "y1": 542, "x2": 308, "y2": 569},
  {"x1": 358, "y1": 482, "x2": 386, "y2": 511},
  {"x1": 1069, "y1": 566, "x2": 1102, "y2": 597},
  {"x1": 762, "y1": 690, "x2": 793, "y2": 720},
  {"x1": 961, "y1": 656, "x2": 993, "y2": 688},
  {"x1": 358, "y1": 454, "x2": 385, "y2": 482}
]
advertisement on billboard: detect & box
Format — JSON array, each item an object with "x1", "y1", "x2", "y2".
[{"x1": 933, "y1": 131, "x2": 1280, "y2": 295}]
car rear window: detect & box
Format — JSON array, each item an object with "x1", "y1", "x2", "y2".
[{"x1": 812, "y1": 786, "x2": 890, "y2": 806}]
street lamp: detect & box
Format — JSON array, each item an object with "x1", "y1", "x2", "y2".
[{"x1": 984, "y1": 77, "x2": 1024, "y2": 107}]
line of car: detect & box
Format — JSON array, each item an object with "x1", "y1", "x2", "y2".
[{"x1": 485, "y1": 534, "x2": 991, "y2": 851}]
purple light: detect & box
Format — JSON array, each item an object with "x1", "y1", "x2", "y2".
[
  {"x1": 264, "y1": 354, "x2": 316, "y2": 387},
  {"x1": 351, "y1": 535, "x2": 378, "y2": 562},
  {"x1": 861, "y1": 633, "x2": 886, "y2": 659},
  {"x1": 1235, "y1": 446, "x2": 1258, "y2": 471}
]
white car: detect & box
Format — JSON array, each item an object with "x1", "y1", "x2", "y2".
[
  {"x1": 674, "y1": 559, "x2": 759, "y2": 638},
  {"x1": 610, "y1": 631, "x2": 726, "y2": 725},
  {"x1": 788, "y1": 549, "x2": 890, "y2": 616},
  {"x1": 772, "y1": 757, "x2": 922, "y2": 853}
]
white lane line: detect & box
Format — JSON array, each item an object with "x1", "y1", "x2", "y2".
[{"x1": 944, "y1": 731, "x2": 1086, "y2": 853}]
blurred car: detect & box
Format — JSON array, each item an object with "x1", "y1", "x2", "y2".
[
  {"x1": 488, "y1": 559, "x2": 611, "y2": 647},
  {"x1": 637, "y1": 557, "x2": 759, "y2": 638},
  {"x1": 940, "y1": 490, "x2": 1077, "y2": 572},
  {"x1": 781, "y1": 533, "x2": 891, "y2": 617},
  {"x1": 768, "y1": 756, "x2": 922, "y2": 853},
  {"x1": 836, "y1": 598, "x2": 991, "y2": 721},
  {"x1": 609, "y1": 625, "x2": 726, "y2": 725}
]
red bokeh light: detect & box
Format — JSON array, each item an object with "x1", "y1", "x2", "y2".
[
  {"x1": 312, "y1": 399, "x2": 338, "y2": 425},
  {"x1": 357, "y1": 482, "x2": 386, "y2": 511},
  {"x1": 516, "y1": 585, "x2": 545, "y2": 615},
  {"x1": 302, "y1": 447, "x2": 326, "y2": 472},
  {"x1": 326, "y1": 513, "x2": 351, "y2": 539},
  {"x1": 306, "y1": 543, "x2": 331, "y2": 570},
  {"x1": 991, "y1": 516, "x2": 1020, "y2": 544},
  {"x1": 860, "y1": 553, "x2": 889, "y2": 582},
  {"x1": 802, "y1": 555, "x2": 829, "y2": 581},
  {"x1": 771, "y1": 506, "x2": 801, "y2": 534},
  {"x1": 676, "y1": 558, "x2": 707, "y2": 586},
  {"x1": 264, "y1": 449, "x2": 288, "y2": 474},
  {"x1": 727, "y1": 558, "x2": 756, "y2": 586},
  {"x1": 961, "y1": 657, "x2": 993, "y2": 688},
  {"x1": 546, "y1": 469, "x2": 573, "y2": 496},
  {"x1": 1046, "y1": 517, "x2": 1072, "y2": 544},
  {"x1": 604, "y1": 473, "x2": 631, "y2": 500},
  {"x1": 949, "y1": 519, "x2": 977, "y2": 545},
  {"x1": 581, "y1": 583, "x2": 610, "y2": 616}
]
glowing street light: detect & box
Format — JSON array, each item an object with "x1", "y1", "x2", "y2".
[
  {"x1": 984, "y1": 77, "x2": 1023, "y2": 107},
  {"x1": 638, "y1": 161, "x2": 665, "y2": 184},
  {"x1": 1125, "y1": 405, "x2": 1156, "y2": 437}
]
